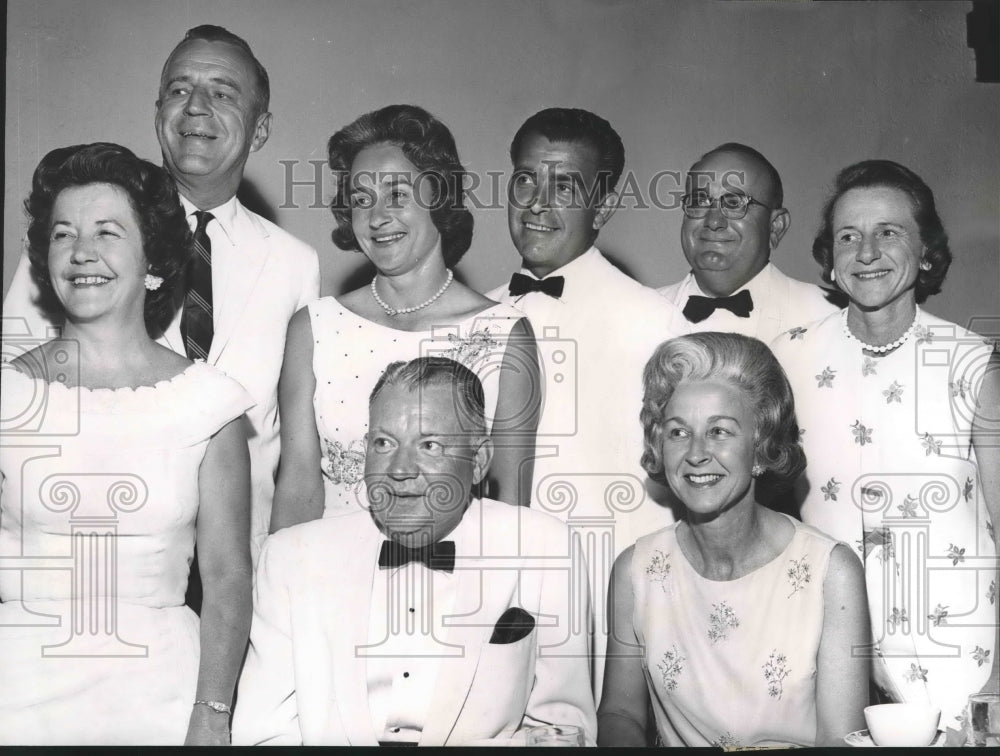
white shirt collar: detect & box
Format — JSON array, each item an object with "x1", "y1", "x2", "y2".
[
  {"x1": 178, "y1": 193, "x2": 239, "y2": 246},
  {"x1": 516, "y1": 245, "x2": 601, "y2": 282},
  {"x1": 686, "y1": 261, "x2": 775, "y2": 299}
]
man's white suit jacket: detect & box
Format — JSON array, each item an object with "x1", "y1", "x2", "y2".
[
  {"x1": 658, "y1": 262, "x2": 841, "y2": 344},
  {"x1": 232, "y1": 498, "x2": 597, "y2": 746},
  {"x1": 1, "y1": 199, "x2": 320, "y2": 566}
]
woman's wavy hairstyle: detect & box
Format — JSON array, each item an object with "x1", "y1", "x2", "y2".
[
  {"x1": 640, "y1": 332, "x2": 806, "y2": 491},
  {"x1": 327, "y1": 104, "x2": 474, "y2": 267},
  {"x1": 24, "y1": 142, "x2": 192, "y2": 338},
  {"x1": 812, "y1": 159, "x2": 951, "y2": 303}
]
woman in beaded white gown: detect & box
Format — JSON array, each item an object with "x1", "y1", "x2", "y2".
[
  {"x1": 271, "y1": 106, "x2": 539, "y2": 530},
  {"x1": 0, "y1": 144, "x2": 253, "y2": 745},
  {"x1": 598, "y1": 333, "x2": 869, "y2": 748},
  {"x1": 772, "y1": 160, "x2": 999, "y2": 736}
]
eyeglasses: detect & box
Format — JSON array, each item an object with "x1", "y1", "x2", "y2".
[{"x1": 681, "y1": 192, "x2": 774, "y2": 220}]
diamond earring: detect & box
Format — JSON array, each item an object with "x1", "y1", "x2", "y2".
[
  {"x1": 144, "y1": 273, "x2": 164, "y2": 291},
  {"x1": 919, "y1": 260, "x2": 931, "y2": 271},
  {"x1": 751, "y1": 463, "x2": 765, "y2": 477}
]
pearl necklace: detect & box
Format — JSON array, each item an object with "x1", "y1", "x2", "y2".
[
  {"x1": 841, "y1": 308, "x2": 918, "y2": 354},
  {"x1": 370, "y1": 269, "x2": 454, "y2": 317}
]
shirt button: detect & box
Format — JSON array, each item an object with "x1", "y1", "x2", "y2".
[
  {"x1": 408, "y1": 608, "x2": 415, "y2": 613},
  {"x1": 403, "y1": 672, "x2": 410, "y2": 678},
  {"x1": 392, "y1": 727, "x2": 400, "y2": 733}
]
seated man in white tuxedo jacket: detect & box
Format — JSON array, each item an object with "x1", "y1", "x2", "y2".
[
  {"x1": 659, "y1": 143, "x2": 841, "y2": 343},
  {"x1": 233, "y1": 357, "x2": 596, "y2": 746}
]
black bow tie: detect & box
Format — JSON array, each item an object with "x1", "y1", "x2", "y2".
[
  {"x1": 378, "y1": 539, "x2": 456, "y2": 573},
  {"x1": 682, "y1": 289, "x2": 754, "y2": 323},
  {"x1": 508, "y1": 272, "x2": 565, "y2": 299}
]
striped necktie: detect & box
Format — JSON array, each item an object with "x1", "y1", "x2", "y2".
[{"x1": 182, "y1": 210, "x2": 214, "y2": 360}]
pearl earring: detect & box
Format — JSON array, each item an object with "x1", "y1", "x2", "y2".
[
  {"x1": 144, "y1": 273, "x2": 164, "y2": 291},
  {"x1": 751, "y1": 463, "x2": 765, "y2": 477},
  {"x1": 830, "y1": 269, "x2": 836, "y2": 282}
]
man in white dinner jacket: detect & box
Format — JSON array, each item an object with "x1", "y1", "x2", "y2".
[
  {"x1": 2, "y1": 25, "x2": 320, "y2": 570},
  {"x1": 488, "y1": 107, "x2": 684, "y2": 701},
  {"x1": 233, "y1": 357, "x2": 595, "y2": 746},
  {"x1": 659, "y1": 142, "x2": 841, "y2": 342}
]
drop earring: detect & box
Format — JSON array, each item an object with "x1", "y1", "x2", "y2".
[
  {"x1": 751, "y1": 463, "x2": 765, "y2": 477},
  {"x1": 830, "y1": 269, "x2": 836, "y2": 282}
]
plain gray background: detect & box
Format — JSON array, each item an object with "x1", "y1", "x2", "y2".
[{"x1": 4, "y1": 0, "x2": 998, "y2": 332}]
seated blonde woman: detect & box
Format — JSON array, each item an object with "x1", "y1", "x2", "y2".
[{"x1": 598, "y1": 332, "x2": 868, "y2": 748}]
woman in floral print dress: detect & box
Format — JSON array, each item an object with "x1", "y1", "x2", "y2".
[
  {"x1": 771, "y1": 160, "x2": 999, "y2": 733},
  {"x1": 270, "y1": 106, "x2": 539, "y2": 529},
  {"x1": 598, "y1": 333, "x2": 868, "y2": 747}
]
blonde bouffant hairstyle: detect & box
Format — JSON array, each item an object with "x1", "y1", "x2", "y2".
[{"x1": 640, "y1": 332, "x2": 805, "y2": 489}]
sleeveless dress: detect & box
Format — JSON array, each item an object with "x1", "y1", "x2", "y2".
[
  {"x1": 0, "y1": 360, "x2": 253, "y2": 745},
  {"x1": 630, "y1": 515, "x2": 838, "y2": 747},
  {"x1": 309, "y1": 298, "x2": 527, "y2": 515},
  {"x1": 772, "y1": 309, "x2": 997, "y2": 727}
]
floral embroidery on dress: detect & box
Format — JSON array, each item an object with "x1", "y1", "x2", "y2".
[
  {"x1": 862, "y1": 357, "x2": 878, "y2": 377},
  {"x1": 913, "y1": 325, "x2": 933, "y2": 345},
  {"x1": 898, "y1": 494, "x2": 919, "y2": 518},
  {"x1": 950, "y1": 378, "x2": 972, "y2": 400},
  {"x1": 320, "y1": 438, "x2": 366, "y2": 489},
  {"x1": 657, "y1": 645, "x2": 685, "y2": 691},
  {"x1": 989, "y1": 579, "x2": 997, "y2": 605},
  {"x1": 821, "y1": 477, "x2": 841, "y2": 501},
  {"x1": 646, "y1": 549, "x2": 672, "y2": 591},
  {"x1": 963, "y1": 477, "x2": 974, "y2": 502},
  {"x1": 851, "y1": 420, "x2": 873, "y2": 446},
  {"x1": 442, "y1": 327, "x2": 501, "y2": 366},
  {"x1": 816, "y1": 366, "x2": 836, "y2": 388},
  {"x1": 714, "y1": 732, "x2": 741, "y2": 748},
  {"x1": 947, "y1": 543, "x2": 966, "y2": 565},
  {"x1": 707, "y1": 601, "x2": 740, "y2": 643},
  {"x1": 920, "y1": 432, "x2": 942, "y2": 456},
  {"x1": 927, "y1": 603, "x2": 949, "y2": 626},
  {"x1": 786, "y1": 556, "x2": 811, "y2": 598},
  {"x1": 904, "y1": 662, "x2": 928, "y2": 683},
  {"x1": 972, "y1": 646, "x2": 991, "y2": 668},
  {"x1": 788, "y1": 327, "x2": 807, "y2": 340},
  {"x1": 883, "y1": 381, "x2": 904, "y2": 404},
  {"x1": 763, "y1": 650, "x2": 790, "y2": 699},
  {"x1": 886, "y1": 607, "x2": 909, "y2": 629}
]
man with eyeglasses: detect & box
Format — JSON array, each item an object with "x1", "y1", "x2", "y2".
[{"x1": 659, "y1": 143, "x2": 841, "y2": 342}]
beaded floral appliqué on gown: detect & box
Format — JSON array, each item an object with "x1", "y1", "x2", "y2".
[{"x1": 321, "y1": 438, "x2": 366, "y2": 491}]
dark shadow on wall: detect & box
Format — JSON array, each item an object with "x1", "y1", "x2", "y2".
[{"x1": 237, "y1": 180, "x2": 277, "y2": 224}]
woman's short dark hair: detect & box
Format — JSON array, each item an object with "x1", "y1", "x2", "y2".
[
  {"x1": 24, "y1": 142, "x2": 192, "y2": 338},
  {"x1": 640, "y1": 332, "x2": 806, "y2": 490},
  {"x1": 327, "y1": 105, "x2": 474, "y2": 267},
  {"x1": 812, "y1": 159, "x2": 951, "y2": 303}
]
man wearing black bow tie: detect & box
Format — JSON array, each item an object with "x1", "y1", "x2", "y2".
[
  {"x1": 488, "y1": 108, "x2": 684, "y2": 703},
  {"x1": 234, "y1": 357, "x2": 595, "y2": 746},
  {"x1": 659, "y1": 143, "x2": 841, "y2": 342}
]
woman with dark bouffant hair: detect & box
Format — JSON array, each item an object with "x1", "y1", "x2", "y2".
[
  {"x1": 772, "y1": 160, "x2": 999, "y2": 735},
  {"x1": 0, "y1": 143, "x2": 252, "y2": 745},
  {"x1": 599, "y1": 332, "x2": 868, "y2": 748},
  {"x1": 270, "y1": 105, "x2": 540, "y2": 531}
]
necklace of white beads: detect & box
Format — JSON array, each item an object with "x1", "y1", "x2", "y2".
[
  {"x1": 841, "y1": 307, "x2": 919, "y2": 354},
  {"x1": 370, "y1": 269, "x2": 454, "y2": 317}
]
